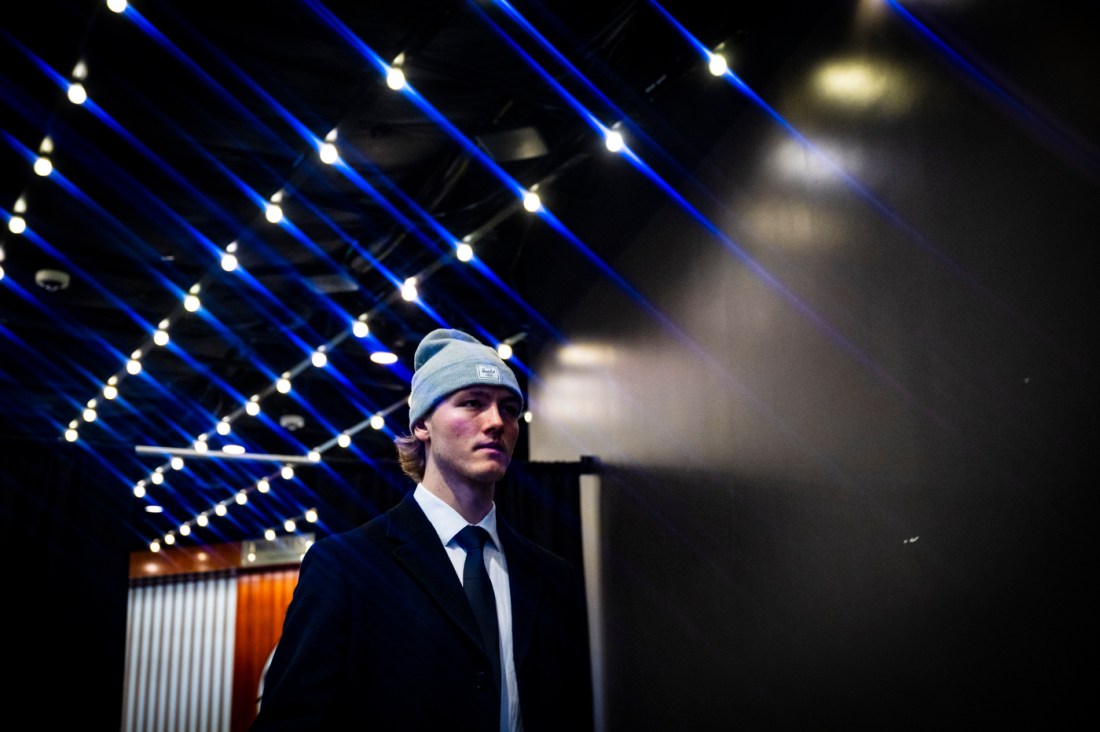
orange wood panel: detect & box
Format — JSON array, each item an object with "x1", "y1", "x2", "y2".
[{"x1": 230, "y1": 567, "x2": 300, "y2": 732}]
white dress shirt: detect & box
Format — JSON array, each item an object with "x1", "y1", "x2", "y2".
[{"x1": 414, "y1": 484, "x2": 523, "y2": 732}]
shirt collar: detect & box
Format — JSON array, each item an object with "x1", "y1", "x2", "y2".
[{"x1": 413, "y1": 483, "x2": 501, "y2": 550}]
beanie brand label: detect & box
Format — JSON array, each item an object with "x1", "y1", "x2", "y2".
[{"x1": 475, "y1": 364, "x2": 502, "y2": 381}]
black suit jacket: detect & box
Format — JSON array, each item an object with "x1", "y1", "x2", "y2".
[{"x1": 251, "y1": 491, "x2": 594, "y2": 731}]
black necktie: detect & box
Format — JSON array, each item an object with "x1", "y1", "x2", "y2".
[{"x1": 456, "y1": 525, "x2": 501, "y2": 693}]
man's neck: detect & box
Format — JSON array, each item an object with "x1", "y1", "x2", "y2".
[{"x1": 420, "y1": 472, "x2": 495, "y2": 524}]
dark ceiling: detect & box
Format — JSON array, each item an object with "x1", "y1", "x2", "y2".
[{"x1": 1, "y1": 0, "x2": 828, "y2": 547}]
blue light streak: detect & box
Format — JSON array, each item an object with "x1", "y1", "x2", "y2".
[{"x1": 885, "y1": 0, "x2": 1100, "y2": 180}]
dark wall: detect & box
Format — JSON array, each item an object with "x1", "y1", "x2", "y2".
[
  {"x1": 529, "y1": 1, "x2": 1096, "y2": 727},
  {"x1": 0, "y1": 437, "x2": 133, "y2": 731}
]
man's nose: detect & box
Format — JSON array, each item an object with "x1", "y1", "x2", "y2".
[{"x1": 482, "y1": 403, "x2": 505, "y2": 429}]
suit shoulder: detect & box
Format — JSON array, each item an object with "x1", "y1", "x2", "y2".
[
  {"x1": 302, "y1": 493, "x2": 420, "y2": 558},
  {"x1": 304, "y1": 512, "x2": 390, "y2": 558}
]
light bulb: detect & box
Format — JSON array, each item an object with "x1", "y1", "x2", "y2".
[
  {"x1": 67, "y1": 82, "x2": 87, "y2": 105},
  {"x1": 386, "y1": 67, "x2": 406, "y2": 90},
  {"x1": 708, "y1": 52, "x2": 728, "y2": 77},
  {"x1": 34, "y1": 157, "x2": 53, "y2": 177}
]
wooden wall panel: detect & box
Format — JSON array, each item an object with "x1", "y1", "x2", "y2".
[{"x1": 230, "y1": 568, "x2": 300, "y2": 732}]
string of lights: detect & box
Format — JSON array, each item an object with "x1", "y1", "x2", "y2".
[{"x1": 3, "y1": 0, "x2": 743, "y2": 551}]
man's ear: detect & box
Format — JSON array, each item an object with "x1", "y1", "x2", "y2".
[{"x1": 412, "y1": 417, "x2": 430, "y2": 442}]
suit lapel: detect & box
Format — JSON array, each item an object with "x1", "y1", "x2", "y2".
[{"x1": 385, "y1": 493, "x2": 486, "y2": 652}]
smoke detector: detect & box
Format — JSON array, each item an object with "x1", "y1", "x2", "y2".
[
  {"x1": 35, "y1": 268, "x2": 71, "y2": 291},
  {"x1": 279, "y1": 414, "x2": 305, "y2": 431}
]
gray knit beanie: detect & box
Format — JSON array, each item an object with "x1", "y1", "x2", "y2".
[{"x1": 408, "y1": 328, "x2": 523, "y2": 425}]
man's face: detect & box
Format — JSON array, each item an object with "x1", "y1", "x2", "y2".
[{"x1": 417, "y1": 386, "x2": 522, "y2": 487}]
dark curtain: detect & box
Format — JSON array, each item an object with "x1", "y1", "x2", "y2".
[{"x1": 495, "y1": 460, "x2": 588, "y2": 579}]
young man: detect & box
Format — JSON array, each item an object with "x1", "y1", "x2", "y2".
[{"x1": 252, "y1": 328, "x2": 593, "y2": 732}]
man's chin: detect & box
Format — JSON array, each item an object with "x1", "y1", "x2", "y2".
[{"x1": 470, "y1": 460, "x2": 510, "y2": 484}]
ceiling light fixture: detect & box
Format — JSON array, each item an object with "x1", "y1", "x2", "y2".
[
  {"x1": 265, "y1": 202, "x2": 283, "y2": 223},
  {"x1": 67, "y1": 82, "x2": 87, "y2": 105},
  {"x1": 708, "y1": 51, "x2": 728, "y2": 76},
  {"x1": 522, "y1": 190, "x2": 541, "y2": 212},
  {"x1": 385, "y1": 66, "x2": 406, "y2": 90}
]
